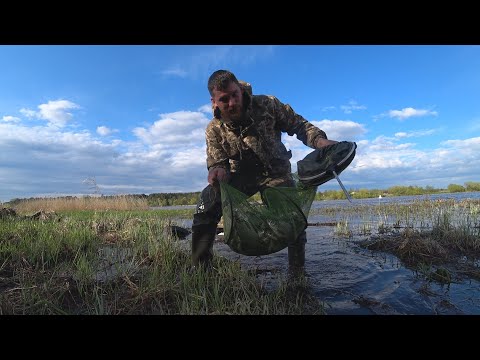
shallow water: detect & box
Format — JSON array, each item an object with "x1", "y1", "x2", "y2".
[{"x1": 176, "y1": 192, "x2": 480, "y2": 315}]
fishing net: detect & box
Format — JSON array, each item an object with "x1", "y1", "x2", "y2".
[
  {"x1": 297, "y1": 141, "x2": 357, "y2": 187},
  {"x1": 220, "y1": 180, "x2": 317, "y2": 256},
  {"x1": 219, "y1": 141, "x2": 356, "y2": 256}
]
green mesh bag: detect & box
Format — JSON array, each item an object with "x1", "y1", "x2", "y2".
[
  {"x1": 218, "y1": 142, "x2": 356, "y2": 256},
  {"x1": 220, "y1": 181, "x2": 317, "y2": 256}
]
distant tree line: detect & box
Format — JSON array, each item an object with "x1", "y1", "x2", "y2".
[
  {"x1": 446, "y1": 182, "x2": 480, "y2": 193},
  {"x1": 317, "y1": 181, "x2": 480, "y2": 200},
  {"x1": 144, "y1": 192, "x2": 200, "y2": 206},
  {"x1": 5, "y1": 182, "x2": 480, "y2": 207}
]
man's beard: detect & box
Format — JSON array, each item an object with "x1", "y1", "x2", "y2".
[{"x1": 221, "y1": 105, "x2": 245, "y2": 123}]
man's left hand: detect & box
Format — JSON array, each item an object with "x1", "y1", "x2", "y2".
[{"x1": 315, "y1": 138, "x2": 338, "y2": 149}]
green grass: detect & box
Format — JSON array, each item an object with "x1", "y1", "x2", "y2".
[{"x1": 0, "y1": 210, "x2": 323, "y2": 315}]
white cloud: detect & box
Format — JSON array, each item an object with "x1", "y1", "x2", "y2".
[
  {"x1": 198, "y1": 104, "x2": 212, "y2": 114},
  {"x1": 311, "y1": 120, "x2": 367, "y2": 141},
  {"x1": 318, "y1": 135, "x2": 480, "y2": 192},
  {"x1": 387, "y1": 107, "x2": 438, "y2": 120},
  {"x1": 395, "y1": 129, "x2": 436, "y2": 138},
  {"x1": 20, "y1": 108, "x2": 36, "y2": 118},
  {"x1": 284, "y1": 120, "x2": 367, "y2": 170},
  {"x1": 0, "y1": 118, "x2": 209, "y2": 201},
  {"x1": 171, "y1": 146, "x2": 207, "y2": 168},
  {"x1": 97, "y1": 126, "x2": 118, "y2": 136},
  {"x1": 20, "y1": 100, "x2": 80, "y2": 128},
  {"x1": 133, "y1": 110, "x2": 209, "y2": 147},
  {"x1": 441, "y1": 136, "x2": 480, "y2": 149},
  {"x1": 0, "y1": 122, "x2": 121, "y2": 200},
  {"x1": 282, "y1": 120, "x2": 366, "y2": 152},
  {"x1": 2, "y1": 115, "x2": 20, "y2": 123},
  {"x1": 38, "y1": 100, "x2": 80, "y2": 127},
  {"x1": 340, "y1": 100, "x2": 366, "y2": 114},
  {"x1": 161, "y1": 67, "x2": 188, "y2": 78},
  {"x1": 321, "y1": 106, "x2": 336, "y2": 111}
]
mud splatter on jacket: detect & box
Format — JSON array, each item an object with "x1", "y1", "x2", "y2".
[{"x1": 205, "y1": 81, "x2": 328, "y2": 177}]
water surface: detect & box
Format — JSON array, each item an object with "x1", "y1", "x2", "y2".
[{"x1": 175, "y1": 192, "x2": 480, "y2": 314}]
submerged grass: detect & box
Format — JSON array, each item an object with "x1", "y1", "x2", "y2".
[
  {"x1": 333, "y1": 198, "x2": 480, "y2": 283},
  {"x1": 0, "y1": 210, "x2": 323, "y2": 315}
]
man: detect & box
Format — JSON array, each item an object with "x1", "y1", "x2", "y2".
[{"x1": 192, "y1": 69, "x2": 337, "y2": 271}]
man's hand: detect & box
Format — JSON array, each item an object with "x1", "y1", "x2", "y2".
[
  {"x1": 315, "y1": 138, "x2": 338, "y2": 149},
  {"x1": 208, "y1": 167, "x2": 228, "y2": 185}
]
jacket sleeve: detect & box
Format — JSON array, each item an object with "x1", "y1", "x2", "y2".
[
  {"x1": 269, "y1": 96, "x2": 328, "y2": 148},
  {"x1": 205, "y1": 122, "x2": 229, "y2": 171}
]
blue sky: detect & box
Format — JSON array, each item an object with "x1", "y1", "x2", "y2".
[{"x1": 1, "y1": 45, "x2": 480, "y2": 202}]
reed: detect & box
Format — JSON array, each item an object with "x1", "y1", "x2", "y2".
[{"x1": 13, "y1": 196, "x2": 149, "y2": 213}]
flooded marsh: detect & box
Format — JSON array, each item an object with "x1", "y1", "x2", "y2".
[
  {"x1": 192, "y1": 192, "x2": 480, "y2": 314},
  {"x1": 2, "y1": 192, "x2": 480, "y2": 315}
]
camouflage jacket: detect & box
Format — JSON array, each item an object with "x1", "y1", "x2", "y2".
[{"x1": 205, "y1": 81, "x2": 328, "y2": 177}]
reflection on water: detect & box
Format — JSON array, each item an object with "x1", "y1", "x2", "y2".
[{"x1": 174, "y1": 192, "x2": 480, "y2": 314}]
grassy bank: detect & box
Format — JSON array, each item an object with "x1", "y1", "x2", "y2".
[{"x1": 0, "y1": 209, "x2": 323, "y2": 315}]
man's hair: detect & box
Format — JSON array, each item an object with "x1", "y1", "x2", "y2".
[{"x1": 208, "y1": 70, "x2": 240, "y2": 96}]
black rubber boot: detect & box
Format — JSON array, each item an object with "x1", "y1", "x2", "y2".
[
  {"x1": 288, "y1": 231, "x2": 306, "y2": 271},
  {"x1": 288, "y1": 242, "x2": 305, "y2": 269},
  {"x1": 191, "y1": 224, "x2": 217, "y2": 269}
]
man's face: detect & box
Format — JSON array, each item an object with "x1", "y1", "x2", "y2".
[{"x1": 211, "y1": 81, "x2": 244, "y2": 122}]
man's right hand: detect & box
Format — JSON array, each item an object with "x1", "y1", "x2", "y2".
[
  {"x1": 208, "y1": 167, "x2": 228, "y2": 185},
  {"x1": 315, "y1": 138, "x2": 338, "y2": 149}
]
